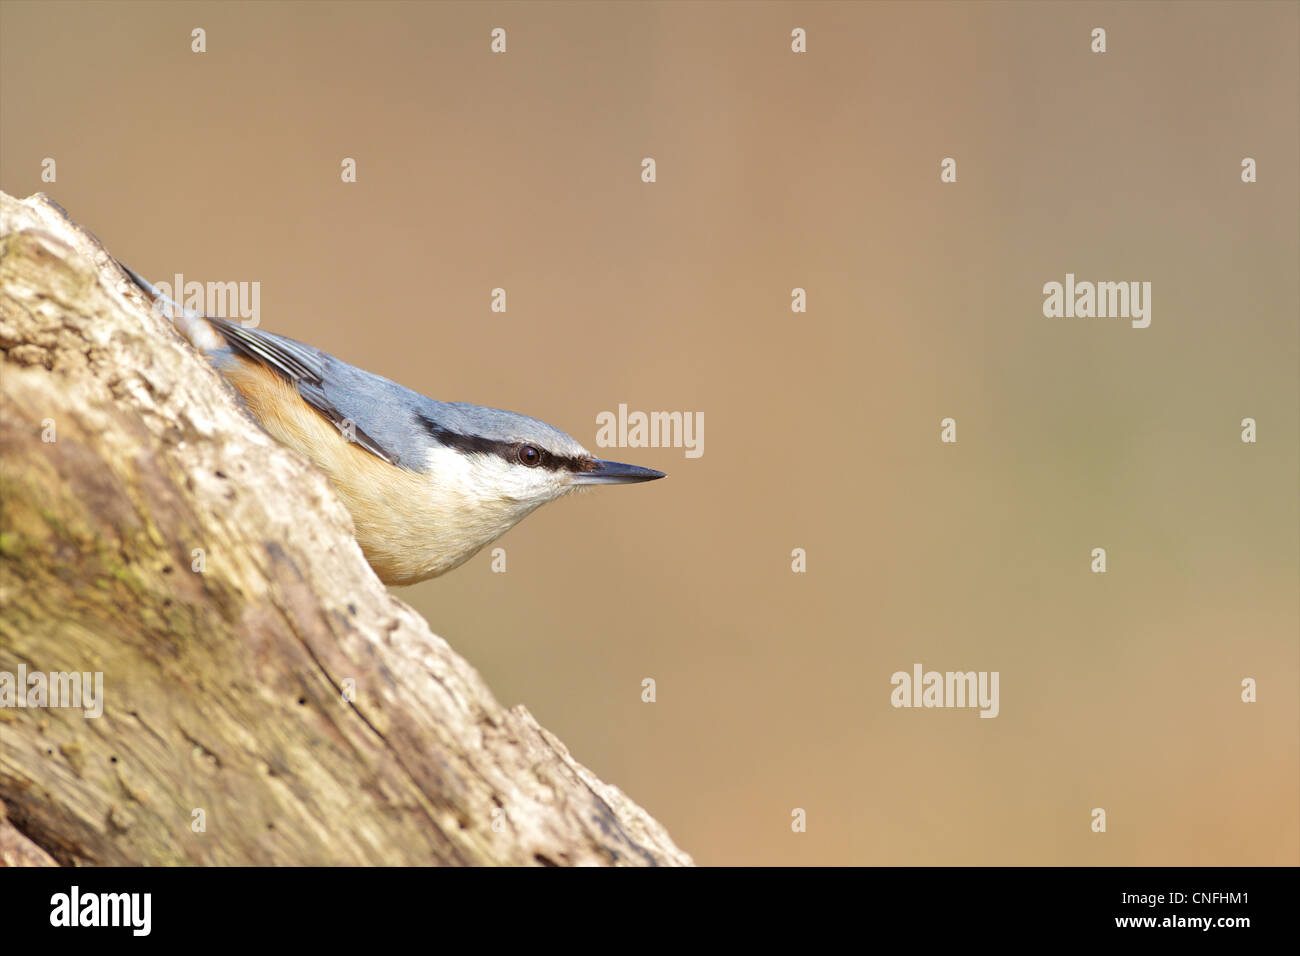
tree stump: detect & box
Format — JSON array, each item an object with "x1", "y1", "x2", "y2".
[{"x1": 0, "y1": 191, "x2": 691, "y2": 866}]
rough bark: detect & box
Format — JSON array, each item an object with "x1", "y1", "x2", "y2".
[{"x1": 0, "y1": 191, "x2": 691, "y2": 867}]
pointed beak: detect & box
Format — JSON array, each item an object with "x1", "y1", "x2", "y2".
[{"x1": 571, "y1": 459, "x2": 666, "y2": 485}]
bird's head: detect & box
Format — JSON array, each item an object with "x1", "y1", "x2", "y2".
[{"x1": 416, "y1": 405, "x2": 663, "y2": 519}]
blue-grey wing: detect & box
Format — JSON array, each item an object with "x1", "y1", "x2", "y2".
[{"x1": 208, "y1": 317, "x2": 406, "y2": 467}]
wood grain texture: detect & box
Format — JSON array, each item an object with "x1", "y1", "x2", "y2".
[{"x1": 0, "y1": 191, "x2": 691, "y2": 867}]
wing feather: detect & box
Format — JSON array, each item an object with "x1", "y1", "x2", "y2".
[{"x1": 208, "y1": 317, "x2": 399, "y2": 465}]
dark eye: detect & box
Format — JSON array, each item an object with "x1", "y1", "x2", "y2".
[{"x1": 517, "y1": 444, "x2": 541, "y2": 467}]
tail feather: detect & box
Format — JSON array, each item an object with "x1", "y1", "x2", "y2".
[{"x1": 118, "y1": 261, "x2": 225, "y2": 353}]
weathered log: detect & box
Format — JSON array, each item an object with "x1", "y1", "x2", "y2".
[{"x1": 0, "y1": 191, "x2": 691, "y2": 866}]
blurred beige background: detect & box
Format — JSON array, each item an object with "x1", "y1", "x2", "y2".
[{"x1": 2, "y1": 1, "x2": 1296, "y2": 865}]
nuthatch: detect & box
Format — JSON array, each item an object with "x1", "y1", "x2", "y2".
[{"x1": 120, "y1": 264, "x2": 664, "y2": 585}]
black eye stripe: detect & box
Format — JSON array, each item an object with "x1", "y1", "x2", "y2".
[{"x1": 417, "y1": 414, "x2": 593, "y2": 473}]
